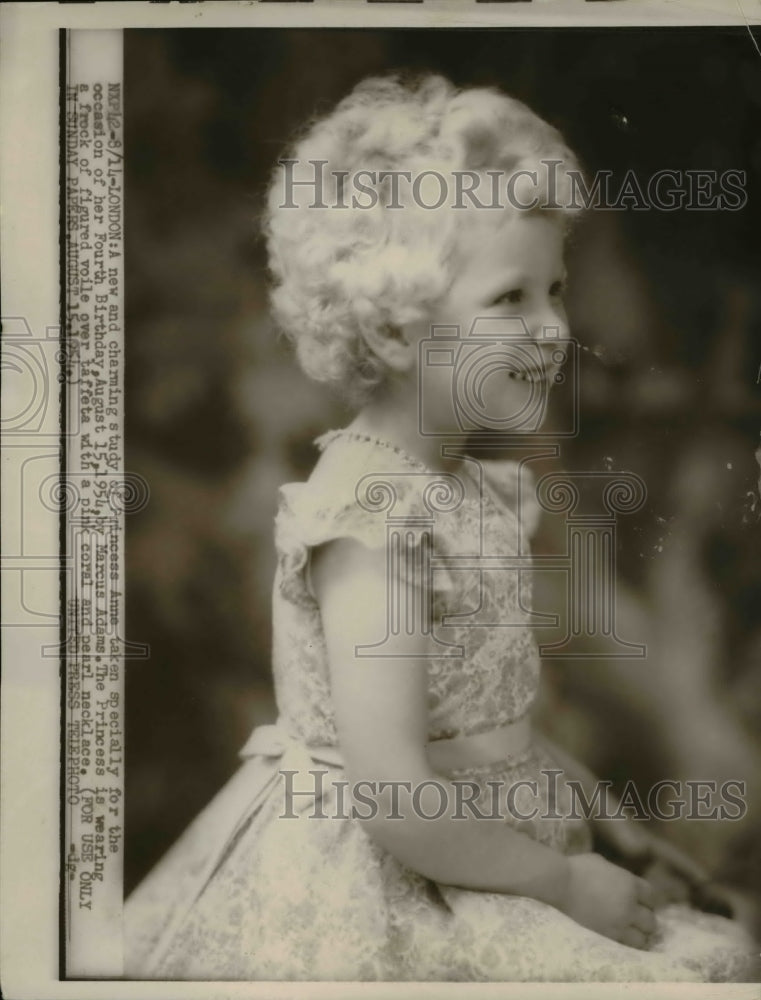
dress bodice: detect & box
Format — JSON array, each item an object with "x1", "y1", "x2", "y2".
[{"x1": 271, "y1": 430, "x2": 543, "y2": 747}]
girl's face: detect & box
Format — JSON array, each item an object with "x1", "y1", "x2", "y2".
[{"x1": 404, "y1": 210, "x2": 570, "y2": 434}]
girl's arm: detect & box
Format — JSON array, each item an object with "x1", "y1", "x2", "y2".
[{"x1": 312, "y1": 537, "x2": 656, "y2": 947}]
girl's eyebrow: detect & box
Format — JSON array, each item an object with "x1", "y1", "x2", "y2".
[{"x1": 482, "y1": 271, "x2": 527, "y2": 302}]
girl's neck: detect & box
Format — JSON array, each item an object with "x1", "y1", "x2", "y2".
[{"x1": 348, "y1": 380, "x2": 462, "y2": 474}]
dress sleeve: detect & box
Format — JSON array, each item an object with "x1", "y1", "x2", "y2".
[
  {"x1": 275, "y1": 480, "x2": 386, "y2": 579},
  {"x1": 274, "y1": 472, "x2": 456, "y2": 603}
]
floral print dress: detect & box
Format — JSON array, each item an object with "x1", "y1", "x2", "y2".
[{"x1": 125, "y1": 430, "x2": 756, "y2": 982}]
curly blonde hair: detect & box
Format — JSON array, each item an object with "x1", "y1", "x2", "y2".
[{"x1": 264, "y1": 74, "x2": 581, "y2": 401}]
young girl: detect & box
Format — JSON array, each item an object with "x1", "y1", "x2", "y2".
[{"x1": 125, "y1": 74, "x2": 756, "y2": 982}]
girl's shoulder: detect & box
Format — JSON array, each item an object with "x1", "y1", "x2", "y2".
[
  {"x1": 275, "y1": 429, "x2": 541, "y2": 557},
  {"x1": 275, "y1": 428, "x2": 428, "y2": 557}
]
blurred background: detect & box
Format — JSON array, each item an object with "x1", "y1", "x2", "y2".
[{"x1": 124, "y1": 27, "x2": 761, "y2": 920}]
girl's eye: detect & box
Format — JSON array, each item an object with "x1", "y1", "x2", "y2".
[
  {"x1": 550, "y1": 281, "x2": 566, "y2": 298},
  {"x1": 494, "y1": 288, "x2": 523, "y2": 306}
]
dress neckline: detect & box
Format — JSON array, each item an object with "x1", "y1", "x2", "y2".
[
  {"x1": 313, "y1": 428, "x2": 526, "y2": 520},
  {"x1": 314, "y1": 428, "x2": 434, "y2": 474}
]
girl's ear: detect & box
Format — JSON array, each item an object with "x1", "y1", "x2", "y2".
[{"x1": 361, "y1": 323, "x2": 417, "y2": 374}]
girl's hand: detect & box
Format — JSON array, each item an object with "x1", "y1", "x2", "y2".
[
  {"x1": 563, "y1": 852, "x2": 657, "y2": 950},
  {"x1": 639, "y1": 836, "x2": 736, "y2": 918},
  {"x1": 595, "y1": 823, "x2": 735, "y2": 917}
]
